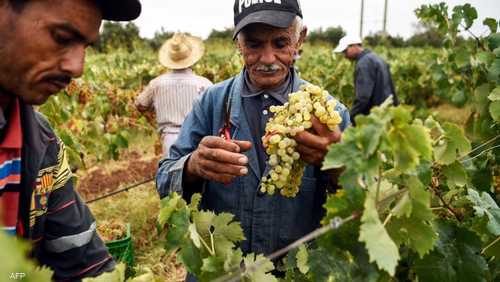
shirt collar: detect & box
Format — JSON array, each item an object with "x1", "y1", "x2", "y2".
[
  {"x1": 0, "y1": 98, "x2": 23, "y2": 149},
  {"x1": 241, "y1": 68, "x2": 294, "y2": 104},
  {"x1": 172, "y1": 68, "x2": 193, "y2": 74}
]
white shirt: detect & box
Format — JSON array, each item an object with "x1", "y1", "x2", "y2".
[{"x1": 136, "y1": 68, "x2": 212, "y2": 133}]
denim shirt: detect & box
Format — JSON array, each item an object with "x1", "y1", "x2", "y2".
[{"x1": 156, "y1": 71, "x2": 351, "y2": 255}]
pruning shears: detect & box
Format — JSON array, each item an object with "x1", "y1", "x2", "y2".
[{"x1": 219, "y1": 92, "x2": 233, "y2": 141}]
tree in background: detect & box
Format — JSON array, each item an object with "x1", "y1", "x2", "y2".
[
  {"x1": 148, "y1": 28, "x2": 175, "y2": 50},
  {"x1": 207, "y1": 27, "x2": 235, "y2": 42},
  {"x1": 307, "y1": 26, "x2": 345, "y2": 45},
  {"x1": 94, "y1": 22, "x2": 144, "y2": 52}
]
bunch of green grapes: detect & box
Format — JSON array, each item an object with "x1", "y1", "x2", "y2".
[{"x1": 260, "y1": 84, "x2": 342, "y2": 197}]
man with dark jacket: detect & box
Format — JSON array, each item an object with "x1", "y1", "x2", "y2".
[
  {"x1": 0, "y1": 0, "x2": 141, "y2": 280},
  {"x1": 334, "y1": 35, "x2": 398, "y2": 125}
]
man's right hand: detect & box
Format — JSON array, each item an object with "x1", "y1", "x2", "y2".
[{"x1": 185, "y1": 136, "x2": 252, "y2": 185}]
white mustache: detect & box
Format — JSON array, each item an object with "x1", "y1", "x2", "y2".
[{"x1": 256, "y1": 64, "x2": 281, "y2": 72}]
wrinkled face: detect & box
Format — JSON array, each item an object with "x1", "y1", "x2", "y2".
[
  {"x1": 238, "y1": 23, "x2": 304, "y2": 90},
  {"x1": 0, "y1": 0, "x2": 101, "y2": 105}
]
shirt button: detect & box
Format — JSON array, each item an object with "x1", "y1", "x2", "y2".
[
  {"x1": 262, "y1": 110, "x2": 268, "y2": 115},
  {"x1": 264, "y1": 94, "x2": 269, "y2": 99}
]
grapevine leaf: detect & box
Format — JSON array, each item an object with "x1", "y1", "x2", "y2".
[
  {"x1": 489, "y1": 87, "x2": 500, "y2": 101},
  {"x1": 308, "y1": 248, "x2": 355, "y2": 282},
  {"x1": 359, "y1": 192, "x2": 400, "y2": 276},
  {"x1": 488, "y1": 59, "x2": 500, "y2": 83},
  {"x1": 201, "y1": 256, "x2": 225, "y2": 275},
  {"x1": 189, "y1": 193, "x2": 202, "y2": 211},
  {"x1": 434, "y1": 123, "x2": 471, "y2": 165},
  {"x1": 193, "y1": 211, "x2": 245, "y2": 258},
  {"x1": 164, "y1": 207, "x2": 190, "y2": 253},
  {"x1": 188, "y1": 223, "x2": 202, "y2": 249},
  {"x1": 0, "y1": 231, "x2": 53, "y2": 282},
  {"x1": 454, "y1": 49, "x2": 470, "y2": 68},
  {"x1": 242, "y1": 254, "x2": 277, "y2": 282},
  {"x1": 296, "y1": 244, "x2": 310, "y2": 274},
  {"x1": 158, "y1": 192, "x2": 183, "y2": 226},
  {"x1": 388, "y1": 176, "x2": 437, "y2": 257},
  {"x1": 415, "y1": 221, "x2": 489, "y2": 282},
  {"x1": 483, "y1": 18, "x2": 498, "y2": 33},
  {"x1": 388, "y1": 120, "x2": 432, "y2": 171},
  {"x1": 484, "y1": 236, "x2": 500, "y2": 262},
  {"x1": 466, "y1": 189, "x2": 500, "y2": 236},
  {"x1": 474, "y1": 84, "x2": 492, "y2": 114},
  {"x1": 224, "y1": 249, "x2": 243, "y2": 273},
  {"x1": 442, "y1": 161, "x2": 468, "y2": 189},
  {"x1": 391, "y1": 191, "x2": 412, "y2": 218},
  {"x1": 490, "y1": 101, "x2": 500, "y2": 122},
  {"x1": 178, "y1": 242, "x2": 203, "y2": 276}
]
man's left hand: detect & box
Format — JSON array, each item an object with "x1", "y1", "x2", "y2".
[{"x1": 292, "y1": 116, "x2": 341, "y2": 166}]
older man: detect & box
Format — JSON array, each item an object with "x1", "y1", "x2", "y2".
[
  {"x1": 156, "y1": 0, "x2": 350, "y2": 259},
  {"x1": 0, "y1": 0, "x2": 141, "y2": 280}
]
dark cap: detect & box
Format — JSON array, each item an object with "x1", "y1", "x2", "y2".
[
  {"x1": 97, "y1": 0, "x2": 142, "y2": 21},
  {"x1": 233, "y1": 0, "x2": 302, "y2": 39}
]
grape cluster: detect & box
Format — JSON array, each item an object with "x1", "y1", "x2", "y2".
[{"x1": 260, "y1": 84, "x2": 343, "y2": 197}]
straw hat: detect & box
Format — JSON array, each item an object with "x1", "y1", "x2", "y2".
[{"x1": 159, "y1": 33, "x2": 205, "y2": 69}]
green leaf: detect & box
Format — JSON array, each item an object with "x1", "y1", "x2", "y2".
[
  {"x1": 242, "y1": 254, "x2": 277, "y2": 282},
  {"x1": 188, "y1": 223, "x2": 202, "y2": 249},
  {"x1": 454, "y1": 49, "x2": 470, "y2": 68},
  {"x1": 415, "y1": 221, "x2": 489, "y2": 282},
  {"x1": 443, "y1": 161, "x2": 468, "y2": 189},
  {"x1": 359, "y1": 192, "x2": 400, "y2": 276},
  {"x1": 490, "y1": 101, "x2": 500, "y2": 122},
  {"x1": 391, "y1": 191, "x2": 412, "y2": 218},
  {"x1": 307, "y1": 248, "x2": 355, "y2": 282},
  {"x1": 296, "y1": 245, "x2": 310, "y2": 274},
  {"x1": 158, "y1": 192, "x2": 183, "y2": 226},
  {"x1": 164, "y1": 207, "x2": 190, "y2": 253},
  {"x1": 193, "y1": 211, "x2": 245, "y2": 258},
  {"x1": 434, "y1": 123, "x2": 471, "y2": 165},
  {"x1": 484, "y1": 18, "x2": 498, "y2": 33},
  {"x1": 178, "y1": 242, "x2": 203, "y2": 276},
  {"x1": 474, "y1": 84, "x2": 492, "y2": 114},
  {"x1": 467, "y1": 189, "x2": 500, "y2": 236},
  {"x1": 488, "y1": 32, "x2": 500, "y2": 50},
  {"x1": 0, "y1": 232, "x2": 53, "y2": 282},
  {"x1": 489, "y1": 87, "x2": 500, "y2": 101}
]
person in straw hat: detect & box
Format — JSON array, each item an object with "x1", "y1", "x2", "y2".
[{"x1": 136, "y1": 32, "x2": 212, "y2": 156}]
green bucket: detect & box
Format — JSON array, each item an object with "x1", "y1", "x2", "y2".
[{"x1": 105, "y1": 223, "x2": 134, "y2": 274}]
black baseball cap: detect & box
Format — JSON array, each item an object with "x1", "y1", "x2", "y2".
[
  {"x1": 97, "y1": 0, "x2": 142, "y2": 21},
  {"x1": 233, "y1": 0, "x2": 303, "y2": 39}
]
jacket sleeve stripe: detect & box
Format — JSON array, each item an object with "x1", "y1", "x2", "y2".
[
  {"x1": 47, "y1": 199, "x2": 76, "y2": 215},
  {"x1": 44, "y1": 221, "x2": 96, "y2": 253},
  {"x1": 72, "y1": 256, "x2": 113, "y2": 279}
]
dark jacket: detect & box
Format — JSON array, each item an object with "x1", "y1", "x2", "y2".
[
  {"x1": 17, "y1": 102, "x2": 114, "y2": 281},
  {"x1": 351, "y1": 50, "x2": 398, "y2": 124}
]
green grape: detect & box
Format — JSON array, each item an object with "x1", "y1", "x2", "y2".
[{"x1": 260, "y1": 84, "x2": 343, "y2": 197}]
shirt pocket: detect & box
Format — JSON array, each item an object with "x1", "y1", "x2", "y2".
[{"x1": 278, "y1": 176, "x2": 319, "y2": 245}]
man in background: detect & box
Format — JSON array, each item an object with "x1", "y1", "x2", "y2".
[
  {"x1": 0, "y1": 0, "x2": 141, "y2": 280},
  {"x1": 136, "y1": 33, "x2": 212, "y2": 156},
  {"x1": 334, "y1": 34, "x2": 398, "y2": 124}
]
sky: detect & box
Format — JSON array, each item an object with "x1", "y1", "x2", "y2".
[{"x1": 132, "y1": 0, "x2": 500, "y2": 39}]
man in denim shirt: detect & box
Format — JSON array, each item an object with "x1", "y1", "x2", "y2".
[{"x1": 157, "y1": 0, "x2": 350, "y2": 259}]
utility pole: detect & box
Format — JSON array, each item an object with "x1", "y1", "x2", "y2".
[
  {"x1": 383, "y1": 0, "x2": 388, "y2": 36},
  {"x1": 360, "y1": 0, "x2": 365, "y2": 38}
]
